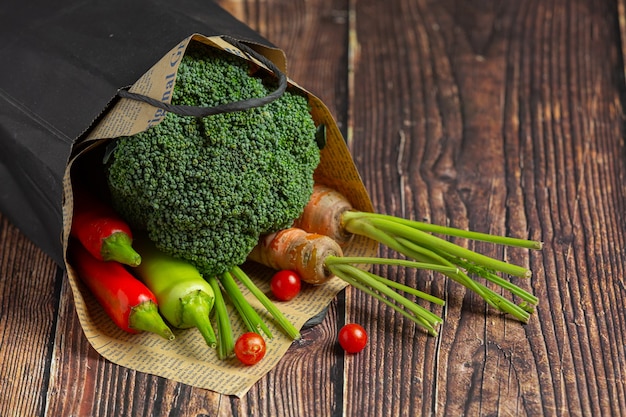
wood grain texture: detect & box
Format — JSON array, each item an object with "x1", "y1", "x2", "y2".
[
  {"x1": 0, "y1": 217, "x2": 61, "y2": 417},
  {"x1": 1, "y1": 0, "x2": 625, "y2": 415}
]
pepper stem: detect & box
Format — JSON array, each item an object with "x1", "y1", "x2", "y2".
[
  {"x1": 101, "y1": 231, "x2": 142, "y2": 266},
  {"x1": 128, "y1": 301, "x2": 175, "y2": 340},
  {"x1": 180, "y1": 290, "x2": 217, "y2": 348}
]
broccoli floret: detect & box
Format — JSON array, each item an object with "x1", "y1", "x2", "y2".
[{"x1": 106, "y1": 42, "x2": 320, "y2": 276}]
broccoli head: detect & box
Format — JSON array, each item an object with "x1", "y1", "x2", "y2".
[{"x1": 106, "y1": 42, "x2": 320, "y2": 276}]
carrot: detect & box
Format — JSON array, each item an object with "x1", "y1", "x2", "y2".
[
  {"x1": 294, "y1": 184, "x2": 542, "y2": 322},
  {"x1": 69, "y1": 241, "x2": 174, "y2": 340},
  {"x1": 248, "y1": 228, "x2": 343, "y2": 285},
  {"x1": 293, "y1": 186, "x2": 353, "y2": 246},
  {"x1": 249, "y1": 227, "x2": 456, "y2": 336},
  {"x1": 71, "y1": 186, "x2": 141, "y2": 267}
]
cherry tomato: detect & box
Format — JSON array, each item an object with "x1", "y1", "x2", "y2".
[
  {"x1": 234, "y1": 332, "x2": 267, "y2": 365},
  {"x1": 338, "y1": 323, "x2": 368, "y2": 353},
  {"x1": 270, "y1": 270, "x2": 302, "y2": 301}
]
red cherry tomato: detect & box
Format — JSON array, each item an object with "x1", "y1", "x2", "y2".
[
  {"x1": 270, "y1": 270, "x2": 302, "y2": 301},
  {"x1": 234, "y1": 332, "x2": 267, "y2": 365},
  {"x1": 338, "y1": 323, "x2": 368, "y2": 353}
]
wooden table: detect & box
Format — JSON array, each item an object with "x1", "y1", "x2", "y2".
[{"x1": 2, "y1": 0, "x2": 626, "y2": 415}]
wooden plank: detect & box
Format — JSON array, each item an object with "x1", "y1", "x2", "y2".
[
  {"x1": 1, "y1": 0, "x2": 625, "y2": 415},
  {"x1": 0, "y1": 216, "x2": 61, "y2": 417},
  {"x1": 343, "y1": 0, "x2": 626, "y2": 416}
]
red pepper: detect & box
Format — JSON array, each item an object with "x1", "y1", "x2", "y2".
[
  {"x1": 69, "y1": 241, "x2": 175, "y2": 340},
  {"x1": 70, "y1": 186, "x2": 141, "y2": 266}
]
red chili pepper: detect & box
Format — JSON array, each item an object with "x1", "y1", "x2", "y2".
[
  {"x1": 69, "y1": 241, "x2": 175, "y2": 340},
  {"x1": 70, "y1": 186, "x2": 141, "y2": 266}
]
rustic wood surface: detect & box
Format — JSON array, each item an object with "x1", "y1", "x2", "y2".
[{"x1": 1, "y1": 0, "x2": 625, "y2": 415}]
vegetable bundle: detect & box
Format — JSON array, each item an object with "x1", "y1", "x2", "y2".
[
  {"x1": 70, "y1": 39, "x2": 541, "y2": 364},
  {"x1": 293, "y1": 185, "x2": 541, "y2": 322}
]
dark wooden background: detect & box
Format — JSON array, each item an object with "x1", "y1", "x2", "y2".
[{"x1": 2, "y1": 0, "x2": 626, "y2": 415}]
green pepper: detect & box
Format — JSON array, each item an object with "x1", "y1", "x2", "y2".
[{"x1": 132, "y1": 235, "x2": 216, "y2": 348}]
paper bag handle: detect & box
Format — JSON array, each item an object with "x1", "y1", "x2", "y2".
[{"x1": 116, "y1": 36, "x2": 287, "y2": 117}]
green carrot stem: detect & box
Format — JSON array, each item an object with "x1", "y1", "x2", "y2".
[
  {"x1": 330, "y1": 263, "x2": 443, "y2": 325},
  {"x1": 447, "y1": 256, "x2": 538, "y2": 306},
  {"x1": 230, "y1": 266, "x2": 301, "y2": 340},
  {"x1": 398, "y1": 236, "x2": 538, "y2": 306},
  {"x1": 392, "y1": 236, "x2": 533, "y2": 321},
  {"x1": 322, "y1": 254, "x2": 448, "y2": 305},
  {"x1": 395, "y1": 236, "x2": 500, "y2": 296},
  {"x1": 518, "y1": 302, "x2": 535, "y2": 314},
  {"x1": 221, "y1": 271, "x2": 272, "y2": 338},
  {"x1": 207, "y1": 276, "x2": 234, "y2": 359},
  {"x1": 329, "y1": 263, "x2": 441, "y2": 335},
  {"x1": 471, "y1": 280, "x2": 532, "y2": 322},
  {"x1": 346, "y1": 220, "x2": 496, "y2": 303},
  {"x1": 363, "y1": 270, "x2": 445, "y2": 306},
  {"x1": 344, "y1": 211, "x2": 543, "y2": 250},
  {"x1": 340, "y1": 272, "x2": 438, "y2": 335},
  {"x1": 367, "y1": 216, "x2": 531, "y2": 278},
  {"x1": 355, "y1": 267, "x2": 443, "y2": 325},
  {"x1": 323, "y1": 255, "x2": 459, "y2": 275}
]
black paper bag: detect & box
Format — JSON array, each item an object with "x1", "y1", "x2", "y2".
[{"x1": 0, "y1": 0, "x2": 279, "y2": 266}]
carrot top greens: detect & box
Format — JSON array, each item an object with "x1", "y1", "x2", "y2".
[{"x1": 295, "y1": 185, "x2": 542, "y2": 323}]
